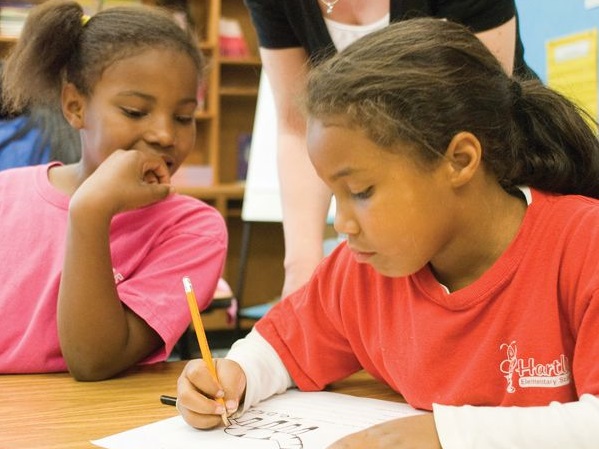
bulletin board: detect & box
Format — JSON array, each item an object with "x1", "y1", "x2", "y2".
[{"x1": 516, "y1": 0, "x2": 599, "y2": 118}]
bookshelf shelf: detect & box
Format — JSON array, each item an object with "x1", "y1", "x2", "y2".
[
  {"x1": 194, "y1": 110, "x2": 215, "y2": 121},
  {"x1": 219, "y1": 87, "x2": 259, "y2": 97},
  {"x1": 221, "y1": 56, "x2": 262, "y2": 66}
]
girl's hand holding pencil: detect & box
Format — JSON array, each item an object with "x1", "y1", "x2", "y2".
[
  {"x1": 177, "y1": 277, "x2": 246, "y2": 429},
  {"x1": 176, "y1": 357, "x2": 247, "y2": 429}
]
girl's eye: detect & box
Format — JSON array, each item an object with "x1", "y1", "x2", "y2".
[
  {"x1": 351, "y1": 186, "x2": 373, "y2": 200},
  {"x1": 175, "y1": 115, "x2": 194, "y2": 125},
  {"x1": 122, "y1": 107, "x2": 146, "y2": 118}
]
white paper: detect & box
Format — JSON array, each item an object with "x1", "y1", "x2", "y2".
[{"x1": 92, "y1": 390, "x2": 423, "y2": 449}]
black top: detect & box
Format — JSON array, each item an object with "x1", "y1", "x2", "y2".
[{"x1": 244, "y1": 0, "x2": 537, "y2": 79}]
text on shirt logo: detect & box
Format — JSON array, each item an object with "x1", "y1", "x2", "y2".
[{"x1": 499, "y1": 341, "x2": 571, "y2": 393}]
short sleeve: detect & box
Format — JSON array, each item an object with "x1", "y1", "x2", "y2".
[
  {"x1": 110, "y1": 195, "x2": 228, "y2": 364},
  {"x1": 434, "y1": 0, "x2": 516, "y2": 32},
  {"x1": 244, "y1": 0, "x2": 301, "y2": 48},
  {"x1": 255, "y1": 250, "x2": 362, "y2": 390}
]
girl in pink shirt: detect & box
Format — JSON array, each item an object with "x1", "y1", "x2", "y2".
[{"x1": 0, "y1": 1, "x2": 227, "y2": 380}]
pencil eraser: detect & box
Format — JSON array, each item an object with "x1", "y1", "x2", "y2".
[{"x1": 182, "y1": 276, "x2": 192, "y2": 293}]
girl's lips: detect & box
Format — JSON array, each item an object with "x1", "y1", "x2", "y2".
[
  {"x1": 160, "y1": 156, "x2": 175, "y2": 169},
  {"x1": 351, "y1": 250, "x2": 376, "y2": 263}
]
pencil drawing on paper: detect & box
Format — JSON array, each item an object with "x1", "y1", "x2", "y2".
[{"x1": 225, "y1": 411, "x2": 319, "y2": 449}]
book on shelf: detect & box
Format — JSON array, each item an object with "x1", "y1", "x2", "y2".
[
  {"x1": 171, "y1": 164, "x2": 213, "y2": 187},
  {"x1": 237, "y1": 132, "x2": 251, "y2": 180},
  {"x1": 78, "y1": 0, "x2": 102, "y2": 14},
  {"x1": 0, "y1": 3, "x2": 32, "y2": 38},
  {"x1": 100, "y1": 0, "x2": 142, "y2": 9},
  {"x1": 219, "y1": 17, "x2": 249, "y2": 58},
  {"x1": 196, "y1": 78, "x2": 208, "y2": 112},
  {"x1": 0, "y1": 0, "x2": 111, "y2": 39}
]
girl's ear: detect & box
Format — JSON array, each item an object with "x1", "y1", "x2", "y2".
[
  {"x1": 444, "y1": 131, "x2": 482, "y2": 188},
  {"x1": 61, "y1": 82, "x2": 86, "y2": 129}
]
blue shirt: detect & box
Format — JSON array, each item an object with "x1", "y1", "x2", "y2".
[{"x1": 0, "y1": 116, "x2": 49, "y2": 171}]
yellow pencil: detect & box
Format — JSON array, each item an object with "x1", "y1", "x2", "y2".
[{"x1": 182, "y1": 276, "x2": 230, "y2": 426}]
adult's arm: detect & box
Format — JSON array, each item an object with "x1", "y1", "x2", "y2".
[
  {"x1": 474, "y1": 16, "x2": 516, "y2": 75},
  {"x1": 430, "y1": 0, "x2": 519, "y2": 75},
  {"x1": 260, "y1": 47, "x2": 332, "y2": 298}
]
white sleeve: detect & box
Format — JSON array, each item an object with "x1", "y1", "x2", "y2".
[
  {"x1": 225, "y1": 327, "x2": 295, "y2": 414},
  {"x1": 434, "y1": 394, "x2": 599, "y2": 448}
]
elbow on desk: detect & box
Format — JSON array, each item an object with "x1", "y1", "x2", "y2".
[
  {"x1": 64, "y1": 348, "x2": 155, "y2": 381},
  {"x1": 61, "y1": 344, "x2": 129, "y2": 381},
  {"x1": 60, "y1": 316, "x2": 164, "y2": 381},
  {"x1": 63, "y1": 342, "x2": 162, "y2": 381},
  {"x1": 66, "y1": 360, "x2": 123, "y2": 382},
  {"x1": 63, "y1": 347, "x2": 148, "y2": 381}
]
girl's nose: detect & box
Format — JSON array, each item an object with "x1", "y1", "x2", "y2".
[
  {"x1": 333, "y1": 202, "x2": 359, "y2": 236},
  {"x1": 146, "y1": 116, "x2": 176, "y2": 148}
]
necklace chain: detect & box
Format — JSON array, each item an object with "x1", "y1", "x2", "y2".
[{"x1": 319, "y1": 0, "x2": 341, "y2": 14}]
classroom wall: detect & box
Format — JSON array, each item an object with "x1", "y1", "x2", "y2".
[{"x1": 516, "y1": 0, "x2": 599, "y2": 82}]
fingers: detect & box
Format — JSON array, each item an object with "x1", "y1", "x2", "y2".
[
  {"x1": 176, "y1": 359, "x2": 246, "y2": 429},
  {"x1": 144, "y1": 178, "x2": 175, "y2": 200},
  {"x1": 93, "y1": 149, "x2": 172, "y2": 187},
  {"x1": 83, "y1": 150, "x2": 174, "y2": 213},
  {"x1": 215, "y1": 358, "x2": 247, "y2": 416},
  {"x1": 143, "y1": 170, "x2": 160, "y2": 185},
  {"x1": 126, "y1": 152, "x2": 174, "y2": 203},
  {"x1": 142, "y1": 158, "x2": 171, "y2": 186},
  {"x1": 177, "y1": 360, "x2": 224, "y2": 429}
]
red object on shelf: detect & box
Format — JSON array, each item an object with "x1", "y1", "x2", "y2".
[{"x1": 219, "y1": 17, "x2": 249, "y2": 58}]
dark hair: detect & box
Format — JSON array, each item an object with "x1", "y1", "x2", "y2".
[
  {"x1": 306, "y1": 18, "x2": 599, "y2": 198},
  {"x1": 1, "y1": 0, "x2": 204, "y2": 114}
]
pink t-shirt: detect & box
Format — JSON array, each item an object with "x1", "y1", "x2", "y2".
[
  {"x1": 257, "y1": 189, "x2": 599, "y2": 410},
  {"x1": 0, "y1": 163, "x2": 227, "y2": 373}
]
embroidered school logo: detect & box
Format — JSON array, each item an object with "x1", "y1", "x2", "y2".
[{"x1": 499, "y1": 341, "x2": 571, "y2": 393}]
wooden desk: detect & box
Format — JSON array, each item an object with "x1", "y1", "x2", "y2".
[{"x1": 0, "y1": 361, "x2": 402, "y2": 449}]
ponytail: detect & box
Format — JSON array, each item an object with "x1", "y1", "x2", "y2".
[
  {"x1": 501, "y1": 80, "x2": 599, "y2": 198},
  {"x1": 1, "y1": 0, "x2": 84, "y2": 114}
]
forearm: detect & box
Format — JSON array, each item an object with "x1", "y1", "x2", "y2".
[
  {"x1": 259, "y1": 47, "x2": 330, "y2": 297},
  {"x1": 58, "y1": 201, "x2": 155, "y2": 380},
  {"x1": 226, "y1": 328, "x2": 294, "y2": 413},
  {"x1": 278, "y1": 131, "x2": 332, "y2": 295},
  {"x1": 475, "y1": 16, "x2": 516, "y2": 75},
  {"x1": 434, "y1": 394, "x2": 599, "y2": 448}
]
